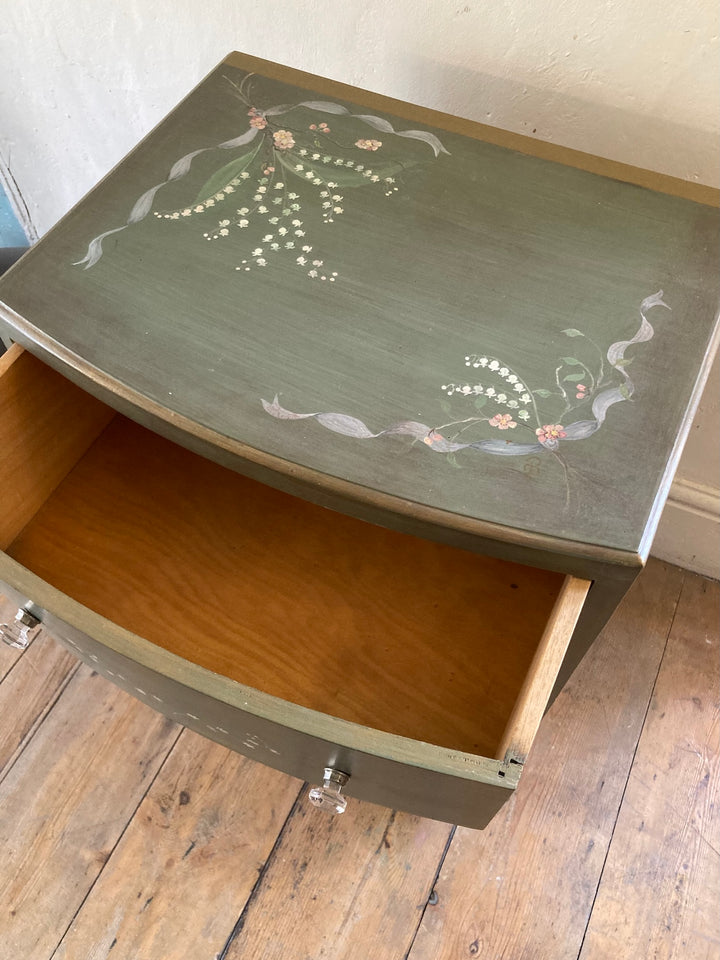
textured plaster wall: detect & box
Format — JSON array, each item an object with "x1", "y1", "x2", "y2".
[
  {"x1": 1, "y1": 0, "x2": 718, "y2": 235},
  {"x1": 0, "y1": 0, "x2": 718, "y2": 570}
]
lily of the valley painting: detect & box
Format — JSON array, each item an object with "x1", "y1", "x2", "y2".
[
  {"x1": 74, "y1": 70, "x2": 670, "y2": 508},
  {"x1": 75, "y1": 72, "x2": 448, "y2": 282},
  {"x1": 263, "y1": 291, "x2": 670, "y2": 504}
]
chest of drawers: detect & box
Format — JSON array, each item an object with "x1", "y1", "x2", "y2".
[{"x1": 0, "y1": 52, "x2": 717, "y2": 828}]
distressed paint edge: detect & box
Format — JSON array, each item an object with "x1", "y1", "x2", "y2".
[
  {"x1": 638, "y1": 315, "x2": 720, "y2": 564},
  {"x1": 223, "y1": 51, "x2": 720, "y2": 207}
]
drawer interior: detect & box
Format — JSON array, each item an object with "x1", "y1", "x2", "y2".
[{"x1": 1, "y1": 348, "x2": 585, "y2": 760}]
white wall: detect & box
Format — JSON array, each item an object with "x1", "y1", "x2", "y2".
[{"x1": 1, "y1": 0, "x2": 718, "y2": 574}]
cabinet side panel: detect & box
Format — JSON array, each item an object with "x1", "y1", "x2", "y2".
[{"x1": 0, "y1": 347, "x2": 114, "y2": 549}]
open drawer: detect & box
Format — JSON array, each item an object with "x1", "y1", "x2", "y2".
[{"x1": 0, "y1": 346, "x2": 589, "y2": 828}]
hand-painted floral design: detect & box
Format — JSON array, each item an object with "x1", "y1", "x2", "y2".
[
  {"x1": 262, "y1": 291, "x2": 671, "y2": 506},
  {"x1": 489, "y1": 413, "x2": 517, "y2": 430},
  {"x1": 74, "y1": 72, "x2": 449, "y2": 281},
  {"x1": 272, "y1": 129, "x2": 296, "y2": 150},
  {"x1": 536, "y1": 424, "x2": 566, "y2": 443}
]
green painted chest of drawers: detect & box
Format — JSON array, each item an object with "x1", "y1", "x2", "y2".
[{"x1": 0, "y1": 52, "x2": 717, "y2": 828}]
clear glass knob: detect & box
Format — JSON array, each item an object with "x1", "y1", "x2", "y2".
[
  {"x1": 0, "y1": 608, "x2": 41, "y2": 649},
  {"x1": 308, "y1": 767, "x2": 350, "y2": 814}
]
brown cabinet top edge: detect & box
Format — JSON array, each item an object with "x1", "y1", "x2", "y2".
[{"x1": 223, "y1": 51, "x2": 719, "y2": 208}]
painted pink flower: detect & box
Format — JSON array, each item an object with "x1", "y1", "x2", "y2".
[
  {"x1": 489, "y1": 413, "x2": 517, "y2": 430},
  {"x1": 536, "y1": 424, "x2": 567, "y2": 443},
  {"x1": 423, "y1": 431, "x2": 445, "y2": 446},
  {"x1": 575, "y1": 383, "x2": 588, "y2": 400},
  {"x1": 263, "y1": 165, "x2": 275, "y2": 175},
  {"x1": 249, "y1": 115, "x2": 267, "y2": 129},
  {"x1": 273, "y1": 129, "x2": 296, "y2": 150},
  {"x1": 355, "y1": 138, "x2": 382, "y2": 151}
]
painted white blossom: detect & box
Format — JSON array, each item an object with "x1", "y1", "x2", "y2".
[{"x1": 518, "y1": 410, "x2": 531, "y2": 421}]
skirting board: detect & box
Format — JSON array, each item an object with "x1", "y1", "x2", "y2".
[{"x1": 652, "y1": 477, "x2": 720, "y2": 579}]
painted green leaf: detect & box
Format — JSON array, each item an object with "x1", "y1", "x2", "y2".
[
  {"x1": 446, "y1": 453, "x2": 462, "y2": 469},
  {"x1": 533, "y1": 388, "x2": 553, "y2": 397},
  {"x1": 614, "y1": 358, "x2": 634, "y2": 367},
  {"x1": 563, "y1": 373, "x2": 586, "y2": 382},
  {"x1": 561, "y1": 328, "x2": 584, "y2": 337},
  {"x1": 561, "y1": 357, "x2": 582, "y2": 365},
  {"x1": 473, "y1": 396, "x2": 487, "y2": 410},
  {"x1": 619, "y1": 383, "x2": 632, "y2": 399},
  {"x1": 195, "y1": 151, "x2": 257, "y2": 202}
]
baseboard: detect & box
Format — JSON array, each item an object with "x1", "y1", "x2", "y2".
[{"x1": 651, "y1": 477, "x2": 720, "y2": 579}]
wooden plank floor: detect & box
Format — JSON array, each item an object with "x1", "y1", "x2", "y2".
[{"x1": 0, "y1": 559, "x2": 717, "y2": 960}]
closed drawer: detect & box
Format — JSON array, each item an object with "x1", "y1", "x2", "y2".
[{"x1": 0, "y1": 346, "x2": 589, "y2": 828}]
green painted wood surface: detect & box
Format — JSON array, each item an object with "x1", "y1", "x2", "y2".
[{"x1": 0, "y1": 54, "x2": 717, "y2": 555}]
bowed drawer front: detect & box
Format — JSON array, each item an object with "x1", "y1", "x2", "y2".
[{"x1": 0, "y1": 347, "x2": 589, "y2": 828}]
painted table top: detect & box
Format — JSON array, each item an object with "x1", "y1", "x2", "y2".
[{"x1": 1, "y1": 53, "x2": 718, "y2": 563}]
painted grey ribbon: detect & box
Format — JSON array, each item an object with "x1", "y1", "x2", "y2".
[
  {"x1": 261, "y1": 396, "x2": 544, "y2": 455},
  {"x1": 74, "y1": 127, "x2": 261, "y2": 268},
  {"x1": 262, "y1": 291, "x2": 669, "y2": 457}
]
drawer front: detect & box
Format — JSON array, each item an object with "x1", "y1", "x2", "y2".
[{"x1": 0, "y1": 571, "x2": 515, "y2": 829}]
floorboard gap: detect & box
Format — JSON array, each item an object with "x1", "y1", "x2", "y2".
[
  {"x1": 47, "y1": 724, "x2": 185, "y2": 960},
  {"x1": 402, "y1": 824, "x2": 457, "y2": 960},
  {"x1": 216, "y1": 783, "x2": 308, "y2": 960},
  {"x1": 574, "y1": 568, "x2": 686, "y2": 959}
]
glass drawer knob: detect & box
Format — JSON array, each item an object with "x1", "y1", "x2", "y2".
[
  {"x1": 0, "y1": 608, "x2": 41, "y2": 649},
  {"x1": 308, "y1": 767, "x2": 350, "y2": 814}
]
